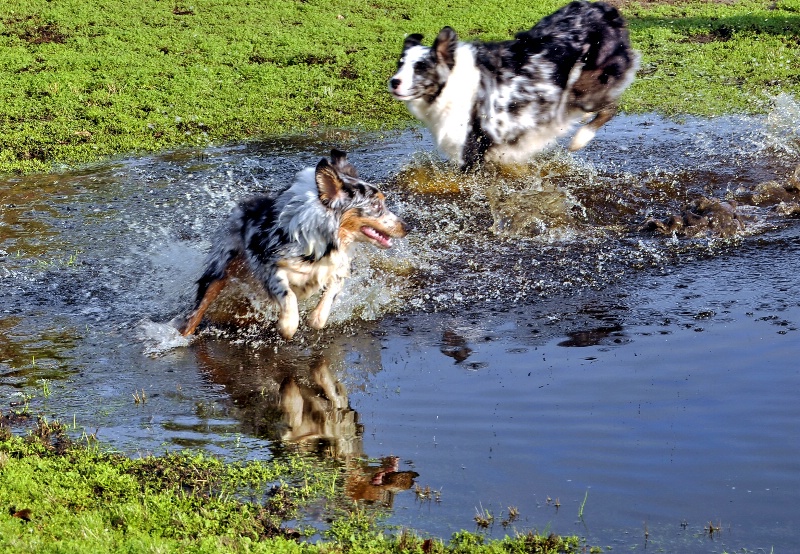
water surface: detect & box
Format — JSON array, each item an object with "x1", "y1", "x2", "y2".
[{"x1": 2, "y1": 98, "x2": 800, "y2": 552}]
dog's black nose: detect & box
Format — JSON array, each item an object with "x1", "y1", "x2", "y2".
[{"x1": 389, "y1": 78, "x2": 401, "y2": 90}]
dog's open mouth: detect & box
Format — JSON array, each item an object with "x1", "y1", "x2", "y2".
[{"x1": 361, "y1": 226, "x2": 393, "y2": 249}]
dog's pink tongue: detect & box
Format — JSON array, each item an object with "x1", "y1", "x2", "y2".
[{"x1": 361, "y1": 226, "x2": 392, "y2": 248}]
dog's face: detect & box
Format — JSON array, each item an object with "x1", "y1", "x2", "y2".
[
  {"x1": 315, "y1": 150, "x2": 409, "y2": 250},
  {"x1": 388, "y1": 28, "x2": 458, "y2": 103}
]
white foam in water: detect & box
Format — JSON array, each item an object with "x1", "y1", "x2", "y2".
[
  {"x1": 137, "y1": 318, "x2": 192, "y2": 356},
  {"x1": 764, "y1": 93, "x2": 800, "y2": 156}
]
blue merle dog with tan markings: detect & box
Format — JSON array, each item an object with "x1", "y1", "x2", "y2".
[{"x1": 180, "y1": 149, "x2": 409, "y2": 340}]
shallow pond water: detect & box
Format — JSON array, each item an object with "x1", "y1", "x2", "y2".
[{"x1": 2, "y1": 98, "x2": 800, "y2": 552}]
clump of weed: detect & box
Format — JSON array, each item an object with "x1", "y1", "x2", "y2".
[
  {"x1": 522, "y1": 532, "x2": 578, "y2": 552},
  {"x1": 132, "y1": 389, "x2": 147, "y2": 404},
  {"x1": 704, "y1": 520, "x2": 722, "y2": 536},
  {"x1": 501, "y1": 506, "x2": 519, "y2": 528},
  {"x1": 27, "y1": 416, "x2": 72, "y2": 455},
  {"x1": 414, "y1": 483, "x2": 442, "y2": 503},
  {"x1": 473, "y1": 504, "x2": 494, "y2": 529}
]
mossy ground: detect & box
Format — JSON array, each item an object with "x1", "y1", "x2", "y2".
[
  {"x1": 0, "y1": 417, "x2": 587, "y2": 553},
  {"x1": 1, "y1": 0, "x2": 799, "y2": 174}
]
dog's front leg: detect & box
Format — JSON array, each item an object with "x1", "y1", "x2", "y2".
[
  {"x1": 269, "y1": 270, "x2": 300, "y2": 339},
  {"x1": 308, "y1": 278, "x2": 344, "y2": 331},
  {"x1": 569, "y1": 105, "x2": 617, "y2": 151}
]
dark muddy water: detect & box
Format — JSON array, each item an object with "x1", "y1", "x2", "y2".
[{"x1": 2, "y1": 95, "x2": 800, "y2": 552}]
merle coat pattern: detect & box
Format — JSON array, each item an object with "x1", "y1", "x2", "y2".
[
  {"x1": 388, "y1": 1, "x2": 640, "y2": 169},
  {"x1": 180, "y1": 150, "x2": 409, "y2": 340}
]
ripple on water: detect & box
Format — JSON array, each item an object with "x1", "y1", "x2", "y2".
[{"x1": 3, "y1": 108, "x2": 800, "y2": 552}]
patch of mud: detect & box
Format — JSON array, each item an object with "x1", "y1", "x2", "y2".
[
  {"x1": 2, "y1": 15, "x2": 68, "y2": 45},
  {"x1": 640, "y1": 197, "x2": 744, "y2": 238},
  {"x1": 641, "y1": 165, "x2": 800, "y2": 237}
]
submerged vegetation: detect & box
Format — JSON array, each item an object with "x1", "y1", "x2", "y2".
[
  {"x1": 0, "y1": 416, "x2": 587, "y2": 553},
  {"x1": 1, "y1": 0, "x2": 799, "y2": 173}
]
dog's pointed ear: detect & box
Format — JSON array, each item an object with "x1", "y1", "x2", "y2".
[
  {"x1": 432, "y1": 27, "x2": 457, "y2": 69},
  {"x1": 330, "y1": 148, "x2": 348, "y2": 167},
  {"x1": 315, "y1": 158, "x2": 344, "y2": 206},
  {"x1": 403, "y1": 33, "x2": 424, "y2": 51},
  {"x1": 330, "y1": 148, "x2": 359, "y2": 178}
]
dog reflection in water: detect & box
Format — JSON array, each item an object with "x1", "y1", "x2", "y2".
[
  {"x1": 278, "y1": 356, "x2": 357, "y2": 453},
  {"x1": 194, "y1": 342, "x2": 419, "y2": 507},
  {"x1": 278, "y1": 357, "x2": 419, "y2": 506}
]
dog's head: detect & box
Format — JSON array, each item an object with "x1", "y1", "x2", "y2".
[
  {"x1": 315, "y1": 149, "x2": 409, "y2": 249},
  {"x1": 388, "y1": 27, "x2": 458, "y2": 103}
]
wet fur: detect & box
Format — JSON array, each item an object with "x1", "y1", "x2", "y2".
[
  {"x1": 388, "y1": 0, "x2": 640, "y2": 169},
  {"x1": 180, "y1": 150, "x2": 409, "y2": 340}
]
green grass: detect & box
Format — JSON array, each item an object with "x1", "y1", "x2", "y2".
[
  {"x1": 0, "y1": 0, "x2": 798, "y2": 174},
  {"x1": 0, "y1": 419, "x2": 322, "y2": 552},
  {"x1": 0, "y1": 420, "x2": 587, "y2": 553}
]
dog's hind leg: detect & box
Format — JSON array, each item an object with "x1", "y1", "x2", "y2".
[
  {"x1": 180, "y1": 254, "x2": 244, "y2": 336},
  {"x1": 568, "y1": 104, "x2": 617, "y2": 151},
  {"x1": 180, "y1": 277, "x2": 229, "y2": 336}
]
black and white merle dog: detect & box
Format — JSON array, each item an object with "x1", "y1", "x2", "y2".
[
  {"x1": 388, "y1": 1, "x2": 639, "y2": 169},
  {"x1": 180, "y1": 150, "x2": 409, "y2": 340}
]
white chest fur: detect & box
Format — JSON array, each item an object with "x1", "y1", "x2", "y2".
[
  {"x1": 285, "y1": 248, "x2": 351, "y2": 298},
  {"x1": 405, "y1": 45, "x2": 481, "y2": 166}
]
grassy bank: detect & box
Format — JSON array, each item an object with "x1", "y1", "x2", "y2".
[
  {"x1": 0, "y1": 419, "x2": 587, "y2": 553},
  {"x1": 1, "y1": 0, "x2": 799, "y2": 174}
]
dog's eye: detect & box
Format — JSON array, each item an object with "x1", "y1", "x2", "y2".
[{"x1": 371, "y1": 199, "x2": 384, "y2": 214}]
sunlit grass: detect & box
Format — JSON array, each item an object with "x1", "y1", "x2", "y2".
[
  {"x1": 1, "y1": 0, "x2": 798, "y2": 174},
  {"x1": 0, "y1": 422, "x2": 590, "y2": 553}
]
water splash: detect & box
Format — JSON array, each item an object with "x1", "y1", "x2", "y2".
[
  {"x1": 137, "y1": 318, "x2": 191, "y2": 356},
  {"x1": 764, "y1": 93, "x2": 800, "y2": 156},
  {"x1": 2, "y1": 115, "x2": 799, "y2": 344}
]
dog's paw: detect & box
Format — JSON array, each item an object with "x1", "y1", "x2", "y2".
[
  {"x1": 307, "y1": 310, "x2": 329, "y2": 330},
  {"x1": 569, "y1": 126, "x2": 597, "y2": 151},
  {"x1": 277, "y1": 313, "x2": 300, "y2": 340}
]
